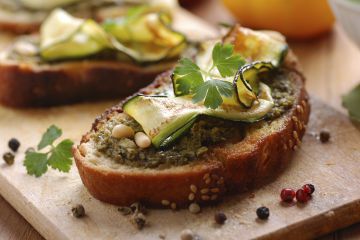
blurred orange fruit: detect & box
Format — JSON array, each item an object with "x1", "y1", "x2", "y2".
[{"x1": 222, "y1": 0, "x2": 335, "y2": 40}]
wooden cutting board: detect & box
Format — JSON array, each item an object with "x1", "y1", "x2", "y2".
[{"x1": 0, "y1": 8, "x2": 360, "y2": 240}]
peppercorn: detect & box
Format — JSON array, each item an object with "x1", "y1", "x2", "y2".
[
  {"x1": 3, "y1": 152, "x2": 14, "y2": 165},
  {"x1": 8, "y1": 138, "x2": 20, "y2": 152},
  {"x1": 132, "y1": 213, "x2": 146, "y2": 230},
  {"x1": 256, "y1": 207, "x2": 270, "y2": 220},
  {"x1": 280, "y1": 188, "x2": 296, "y2": 202},
  {"x1": 302, "y1": 184, "x2": 315, "y2": 195},
  {"x1": 296, "y1": 189, "x2": 310, "y2": 203},
  {"x1": 72, "y1": 204, "x2": 85, "y2": 218},
  {"x1": 214, "y1": 212, "x2": 227, "y2": 224},
  {"x1": 319, "y1": 130, "x2": 330, "y2": 143}
]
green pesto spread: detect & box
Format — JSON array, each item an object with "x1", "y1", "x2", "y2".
[
  {"x1": 91, "y1": 70, "x2": 295, "y2": 169},
  {"x1": 92, "y1": 115, "x2": 244, "y2": 169}
]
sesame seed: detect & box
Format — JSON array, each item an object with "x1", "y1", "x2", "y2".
[
  {"x1": 190, "y1": 185, "x2": 197, "y2": 193},
  {"x1": 293, "y1": 131, "x2": 301, "y2": 145},
  {"x1": 205, "y1": 178, "x2": 211, "y2": 185},
  {"x1": 211, "y1": 188, "x2": 220, "y2": 193},
  {"x1": 171, "y1": 203, "x2": 177, "y2": 210},
  {"x1": 188, "y1": 203, "x2": 201, "y2": 214},
  {"x1": 200, "y1": 188, "x2": 209, "y2": 194},
  {"x1": 161, "y1": 200, "x2": 170, "y2": 206},
  {"x1": 211, "y1": 195, "x2": 218, "y2": 200},
  {"x1": 188, "y1": 193, "x2": 195, "y2": 201},
  {"x1": 203, "y1": 173, "x2": 210, "y2": 180},
  {"x1": 201, "y1": 195, "x2": 210, "y2": 201}
]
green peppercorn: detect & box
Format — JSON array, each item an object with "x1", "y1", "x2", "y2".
[{"x1": 3, "y1": 152, "x2": 14, "y2": 165}]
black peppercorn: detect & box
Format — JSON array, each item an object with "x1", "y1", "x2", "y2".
[
  {"x1": 256, "y1": 206, "x2": 270, "y2": 220},
  {"x1": 8, "y1": 138, "x2": 20, "y2": 152},
  {"x1": 319, "y1": 130, "x2": 330, "y2": 143},
  {"x1": 72, "y1": 204, "x2": 85, "y2": 218},
  {"x1": 3, "y1": 152, "x2": 14, "y2": 165},
  {"x1": 214, "y1": 212, "x2": 227, "y2": 224}
]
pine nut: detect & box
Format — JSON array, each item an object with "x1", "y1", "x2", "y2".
[
  {"x1": 134, "y1": 132, "x2": 151, "y2": 148},
  {"x1": 111, "y1": 124, "x2": 134, "y2": 139}
]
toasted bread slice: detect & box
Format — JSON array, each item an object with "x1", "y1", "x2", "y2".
[
  {"x1": 72, "y1": 50, "x2": 310, "y2": 208},
  {"x1": 0, "y1": 40, "x2": 176, "y2": 107}
]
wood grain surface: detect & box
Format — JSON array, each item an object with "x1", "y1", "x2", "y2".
[{"x1": 0, "y1": 0, "x2": 360, "y2": 239}]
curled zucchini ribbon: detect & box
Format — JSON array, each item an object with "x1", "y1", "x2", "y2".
[
  {"x1": 40, "y1": 7, "x2": 186, "y2": 62},
  {"x1": 234, "y1": 61, "x2": 274, "y2": 107}
]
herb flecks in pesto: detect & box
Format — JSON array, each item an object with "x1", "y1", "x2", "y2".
[{"x1": 92, "y1": 116, "x2": 244, "y2": 169}]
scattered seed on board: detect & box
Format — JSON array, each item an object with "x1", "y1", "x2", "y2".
[
  {"x1": 3, "y1": 152, "x2": 14, "y2": 165},
  {"x1": 188, "y1": 203, "x2": 201, "y2": 214},
  {"x1": 214, "y1": 212, "x2": 227, "y2": 225},
  {"x1": 72, "y1": 204, "x2": 85, "y2": 218},
  {"x1": 319, "y1": 130, "x2": 330, "y2": 143}
]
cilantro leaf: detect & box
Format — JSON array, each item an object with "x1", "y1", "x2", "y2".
[
  {"x1": 193, "y1": 79, "x2": 234, "y2": 109},
  {"x1": 212, "y1": 43, "x2": 245, "y2": 77},
  {"x1": 342, "y1": 83, "x2": 360, "y2": 122},
  {"x1": 37, "y1": 125, "x2": 62, "y2": 150},
  {"x1": 24, "y1": 125, "x2": 73, "y2": 177},
  {"x1": 173, "y1": 58, "x2": 204, "y2": 96},
  {"x1": 48, "y1": 139, "x2": 73, "y2": 172},
  {"x1": 24, "y1": 152, "x2": 48, "y2": 177}
]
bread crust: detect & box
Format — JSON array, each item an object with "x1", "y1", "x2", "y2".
[
  {"x1": 73, "y1": 52, "x2": 310, "y2": 208},
  {"x1": 0, "y1": 59, "x2": 175, "y2": 107}
]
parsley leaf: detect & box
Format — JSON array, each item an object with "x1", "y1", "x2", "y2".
[
  {"x1": 193, "y1": 80, "x2": 234, "y2": 109},
  {"x1": 37, "y1": 125, "x2": 62, "y2": 150},
  {"x1": 24, "y1": 125, "x2": 73, "y2": 177},
  {"x1": 173, "y1": 58, "x2": 204, "y2": 95},
  {"x1": 172, "y1": 42, "x2": 244, "y2": 109},
  {"x1": 48, "y1": 139, "x2": 73, "y2": 172},
  {"x1": 342, "y1": 83, "x2": 360, "y2": 122},
  {"x1": 24, "y1": 152, "x2": 48, "y2": 177},
  {"x1": 212, "y1": 43, "x2": 245, "y2": 77}
]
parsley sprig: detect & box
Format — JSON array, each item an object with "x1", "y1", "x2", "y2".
[
  {"x1": 24, "y1": 125, "x2": 73, "y2": 177},
  {"x1": 173, "y1": 42, "x2": 245, "y2": 109}
]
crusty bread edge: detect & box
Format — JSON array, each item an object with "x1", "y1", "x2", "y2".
[
  {"x1": 0, "y1": 59, "x2": 175, "y2": 107},
  {"x1": 72, "y1": 51, "x2": 310, "y2": 208}
]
